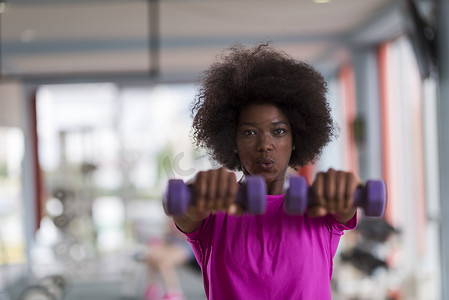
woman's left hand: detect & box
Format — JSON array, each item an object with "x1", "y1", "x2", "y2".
[{"x1": 308, "y1": 168, "x2": 360, "y2": 224}]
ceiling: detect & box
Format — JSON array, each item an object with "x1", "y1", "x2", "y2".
[{"x1": 0, "y1": 0, "x2": 406, "y2": 84}]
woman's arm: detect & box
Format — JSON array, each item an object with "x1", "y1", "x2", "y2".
[
  {"x1": 173, "y1": 214, "x2": 205, "y2": 234},
  {"x1": 332, "y1": 208, "x2": 357, "y2": 225},
  {"x1": 173, "y1": 203, "x2": 211, "y2": 234}
]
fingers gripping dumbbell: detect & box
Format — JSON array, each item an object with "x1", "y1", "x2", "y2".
[
  {"x1": 163, "y1": 176, "x2": 267, "y2": 215},
  {"x1": 284, "y1": 175, "x2": 386, "y2": 217}
]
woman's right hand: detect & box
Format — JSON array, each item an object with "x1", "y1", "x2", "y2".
[
  {"x1": 173, "y1": 167, "x2": 241, "y2": 233},
  {"x1": 185, "y1": 167, "x2": 241, "y2": 221}
]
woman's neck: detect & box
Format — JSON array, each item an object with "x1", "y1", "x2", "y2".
[{"x1": 266, "y1": 177, "x2": 286, "y2": 195}]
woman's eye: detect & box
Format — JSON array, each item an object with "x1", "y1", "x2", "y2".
[
  {"x1": 243, "y1": 130, "x2": 256, "y2": 136},
  {"x1": 274, "y1": 128, "x2": 286, "y2": 135}
]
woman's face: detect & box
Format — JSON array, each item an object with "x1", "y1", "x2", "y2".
[{"x1": 236, "y1": 103, "x2": 293, "y2": 193}]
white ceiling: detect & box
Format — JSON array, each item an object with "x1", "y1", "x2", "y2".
[{"x1": 0, "y1": 0, "x2": 405, "y2": 83}]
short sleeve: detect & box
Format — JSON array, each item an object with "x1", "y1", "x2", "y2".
[
  {"x1": 325, "y1": 212, "x2": 358, "y2": 259},
  {"x1": 324, "y1": 211, "x2": 358, "y2": 236},
  {"x1": 176, "y1": 214, "x2": 213, "y2": 242}
]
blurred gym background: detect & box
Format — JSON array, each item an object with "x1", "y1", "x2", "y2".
[{"x1": 0, "y1": 0, "x2": 448, "y2": 299}]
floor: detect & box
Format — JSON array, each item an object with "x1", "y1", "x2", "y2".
[
  {"x1": 65, "y1": 266, "x2": 206, "y2": 300},
  {"x1": 5, "y1": 263, "x2": 206, "y2": 300}
]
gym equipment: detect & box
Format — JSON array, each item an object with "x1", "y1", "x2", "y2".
[
  {"x1": 163, "y1": 176, "x2": 267, "y2": 215},
  {"x1": 18, "y1": 285, "x2": 53, "y2": 300},
  {"x1": 164, "y1": 175, "x2": 386, "y2": 217},
  {"x1": 285, "y1": 176, "x2": 386, "y2": 217},
  {"x1": 18, "y1": 275, "x2": 67, "y2": 300}
]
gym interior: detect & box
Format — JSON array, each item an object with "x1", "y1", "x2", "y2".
[{"x1": 0, "y1": 0, "x2": 448, "y2": 299}]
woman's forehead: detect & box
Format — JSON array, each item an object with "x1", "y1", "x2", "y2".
[{"x1": 238, "y1": 103, "x2": 289, "y2": 125}]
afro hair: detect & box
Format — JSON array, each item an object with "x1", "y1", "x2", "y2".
[{"x1": 191, "y1": 42, "x2": 336, "y2": 171}]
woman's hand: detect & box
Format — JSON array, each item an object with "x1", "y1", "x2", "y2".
[
  {"x1": 194, "y1": 167, "x2": 240, "y2": 212},
  {"x1": 174, "y1": 167, "x2": 241, "y2": 233},
  {"x1": 308, "y1": 168, "x2": 360, "y2": 224}
]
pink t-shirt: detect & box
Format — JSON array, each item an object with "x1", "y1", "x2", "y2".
[{"x1": 183, "y1": 194, "x2": 357, "y2": 299}]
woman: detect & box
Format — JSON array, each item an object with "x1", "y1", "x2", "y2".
[{"x1": 172, "y1": 43, "x2": 359, "y2": 299}]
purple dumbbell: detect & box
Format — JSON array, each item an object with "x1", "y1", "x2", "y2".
[
  {"x1": 284, "y1": 175, "x2": 386, "y2": 217},
  {"x1": 163, "y1": 176, "x2": 267, "y2": 216}
]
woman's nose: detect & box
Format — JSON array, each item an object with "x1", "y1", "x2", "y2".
[{"x1": 256, "y1": 133, "x2": 273, "y2": 152}]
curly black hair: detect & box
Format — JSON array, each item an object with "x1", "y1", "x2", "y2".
[{"x1": 191, "y1": 43, "x2": 336, "y2": 171}]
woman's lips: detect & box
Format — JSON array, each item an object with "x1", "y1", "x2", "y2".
[{"x1": 257, "y1": 158, "x2": 274, "y2": 170}]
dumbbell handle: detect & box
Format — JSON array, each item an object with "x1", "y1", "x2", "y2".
[
  {"x1": 163, "y1": 176, "x2": 267, "y2": 216},
  {"x1": 285, "y1": 177, "x2": 386, "y2": 217}
]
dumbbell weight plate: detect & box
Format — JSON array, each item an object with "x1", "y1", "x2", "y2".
[
  {"x1": 239, "y1": 176, "x2": 267, "y2": 214},
  {"x1": 163, "y1": 179, "x2": 189, "y2": 215},
  {"x1": 284, "y1": 176, "x2": 308, "y2": 215},
  {"x1": 363, "y1": 180, "x2": 386, "y2": 217}
]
